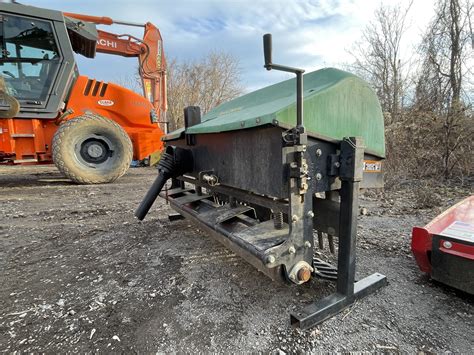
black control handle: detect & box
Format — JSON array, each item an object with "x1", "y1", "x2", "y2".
[
  {"x1": 263, "y1": 33, "x2": 272, "y2": 69},
  {"x1": 262, "y1": 33, "x2": 305, "y2": 132}
]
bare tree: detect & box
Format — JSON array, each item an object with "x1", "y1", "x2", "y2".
[
  {"x1": 166, "y1": 52, "x2": 243, "y2": 131},
  {"x1": 348, "y1": 1, "x2": 413, "y2": 123},
  {"x1": 414, "y1": 0, "x2": 473, "y2": 179},
  {"x1": 114, "y1": 73, "x2": 142, "y2": 95}
]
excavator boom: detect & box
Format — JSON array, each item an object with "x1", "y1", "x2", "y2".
[{"x1": 64, "y1": 12, "x2": 167, "y2": 129}]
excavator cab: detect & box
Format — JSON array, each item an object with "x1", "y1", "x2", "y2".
[
  {"x1": 0, "y1": 3, "x2": 97, "y2": 117},
  {"x1": 1, "y1": 13, "x2": 61, "y2": 106}
]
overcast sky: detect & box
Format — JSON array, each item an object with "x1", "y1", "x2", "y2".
[{"x1": 25, "y1": 0, "x2": 435, "y2": 92}]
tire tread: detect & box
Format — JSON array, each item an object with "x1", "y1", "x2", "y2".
[{"x1": 52, "y1": 113, "x2": 133, "y2": 184}]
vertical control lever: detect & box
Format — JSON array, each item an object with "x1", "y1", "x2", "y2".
[{"x1": 262, "y1": 33, "x2": 305, "y2": 133}]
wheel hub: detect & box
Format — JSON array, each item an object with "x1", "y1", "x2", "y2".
[
  {"x1": 87, "y1": 143, "x2": 104, "y2": 158},
  {"x1": 79, "y1": 138, "x2": 110, "y2": 164}
]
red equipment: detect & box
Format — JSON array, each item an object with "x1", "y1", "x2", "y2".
[{"x1": 411, "y1": 195, "x2": 474, "y2": 294}]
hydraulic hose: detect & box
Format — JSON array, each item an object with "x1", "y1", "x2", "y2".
[
  {"x1": 135, "y1": 172, "x2": 169, "y2": 220},
  {"x1": 135, "y1": 145, "x2": 193, "y2": 221}
]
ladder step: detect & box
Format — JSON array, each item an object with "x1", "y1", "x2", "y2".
[
  {"x1": 11, "y1": 134, "x2": 35, "y2": 138},
  {"x1": 13, "y1": 159, "x2": 38, "y2": 163}
]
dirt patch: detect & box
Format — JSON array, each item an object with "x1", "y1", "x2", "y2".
[{"x1": 0, "y1": 165, "x2": 473, "y2": 352}]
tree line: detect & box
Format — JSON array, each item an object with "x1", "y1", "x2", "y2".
[{"x1": 349, "y1": 0, "x2": 473, "y2": 184}]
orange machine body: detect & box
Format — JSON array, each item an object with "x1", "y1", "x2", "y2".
[
  {"x1": 0, "y1": 117, "x2": 57, "y2": 164},
  {"x1": 0, "y1": 6, "x2": 166, "y2": 165},
  {"x1": 0, "y1": 76, "x2": 163, "y2": 163}
]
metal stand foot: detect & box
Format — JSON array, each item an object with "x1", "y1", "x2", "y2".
[{"x1": 290, "y1": 273, "x2": 387, "y2": 328}]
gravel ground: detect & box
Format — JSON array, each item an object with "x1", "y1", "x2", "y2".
[{"x1": 0, "y1": 165, "x2": 473, "y2": 352}]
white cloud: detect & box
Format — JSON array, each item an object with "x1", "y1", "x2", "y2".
[{"x1": 24, "y1": 0, "x2": 436, "y2": 91}]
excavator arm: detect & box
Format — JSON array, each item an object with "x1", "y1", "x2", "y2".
[{"x1": 64, "y1": 13, "x2": 167, "y2": 129}]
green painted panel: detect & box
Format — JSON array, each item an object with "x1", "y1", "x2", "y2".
[{"x1": 166, "y1": 68, "x2": 385, "y2": 157}]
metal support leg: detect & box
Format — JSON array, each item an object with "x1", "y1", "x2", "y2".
[
  {"x1": 336, "y1": 179, "x2": 359, "y2": 295},
  {"x1": 290, "y1": 137, "x2": 387, "y2": 329},
  {"x1": 170, "y1": 178, "x2": 181, "y2": 189},
  {"x1": 196, "y1": 186, "x2": 203, "y2": 196}
]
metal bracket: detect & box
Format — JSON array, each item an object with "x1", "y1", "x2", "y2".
[
  {"x1": 168, "y1": 213, "x2": 185, "y2": 221},
  {"x1": 263, "y1": 140, "x2": 313, "y2": 283},
  {"x1": 283, "y1": 127, "x2": 307, "y2": 146},
  {"x1": 290, "y1": 137, "x2": 387, "y2": 328},
  {"x1": 327, "y1": 153, "x2": 340, "y2": 176},
  {"x1": 339, "y1": 137, "x2": 364, "y2": 182},
  {"x1": 184, "y1": 106, "x2": 201, "y2": 146},
  {"x1": 198, "y1": 170, "x2": 219, "y2": 186}
]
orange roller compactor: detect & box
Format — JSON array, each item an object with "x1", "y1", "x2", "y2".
[{"x1": 0, "y1": 2, "x2": 167, "y2": 183}]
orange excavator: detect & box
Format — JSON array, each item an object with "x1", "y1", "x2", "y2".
[{"x1": 0, "y1": 2, "x2": 167, "y2": 183}]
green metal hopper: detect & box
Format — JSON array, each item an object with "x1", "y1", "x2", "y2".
[{"x1": 165, "y1": 68, "x2": 385, "y2": 158}]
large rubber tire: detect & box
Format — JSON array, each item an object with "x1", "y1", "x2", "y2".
[{"x1": 52, "y1": 113, "x2": 133, "y2": 184}]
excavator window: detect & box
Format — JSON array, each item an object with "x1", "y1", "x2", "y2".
[{"x1": 0, "y1": 14, "x2": 60, "y2": 104}]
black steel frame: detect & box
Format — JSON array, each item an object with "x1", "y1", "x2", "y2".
[
  {"x1": 160, "y1": 136, "x2": 387, "y2": 329},
  {"x1": 290, "y1": 139, "x2": 387, "y2": 328},
  {"x1": 288, "y1": 136, "x2": 386, "y2": 328}
]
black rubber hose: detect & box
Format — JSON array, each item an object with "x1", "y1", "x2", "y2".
[{"x1": 135, "y1": 172, "x2": 169, "y2": 220}]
